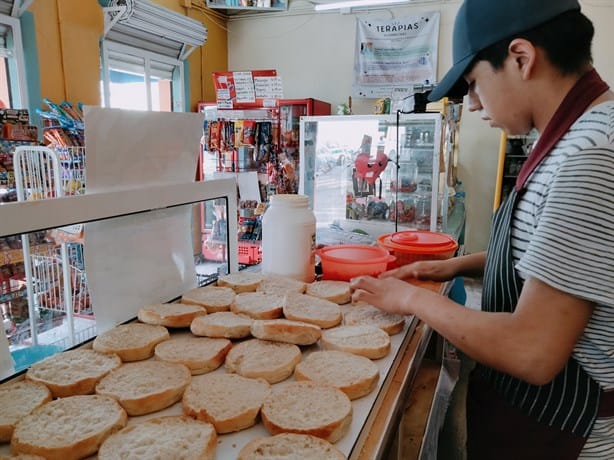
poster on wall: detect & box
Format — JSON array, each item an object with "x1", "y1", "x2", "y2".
[
  {"x1": 212, "y1": 70, "x2": 283, "y2": 109},
  {"x1": 352, "y1": 12, "x2": 440, "y2": 99}
]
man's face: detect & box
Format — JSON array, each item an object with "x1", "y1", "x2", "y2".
[{"x1": 464, "y1": 58, "x2": 533, "y2": 135}]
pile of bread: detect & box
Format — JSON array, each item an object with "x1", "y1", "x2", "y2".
[{"x1": 0, "y1": 273, "x2": 408, "y2": 460}]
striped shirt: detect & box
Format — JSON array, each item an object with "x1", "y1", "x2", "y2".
[{"x1": 511, "y1": 101, "x2": 614, "y2": 457}]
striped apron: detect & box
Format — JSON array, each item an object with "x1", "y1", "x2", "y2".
[{"x1": 466, "y1": 187, "x2": 600, "y2": 459}]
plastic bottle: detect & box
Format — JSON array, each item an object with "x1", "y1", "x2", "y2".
[{"x1": 261, "y1": 194, "x2": 316, "y2": 282}]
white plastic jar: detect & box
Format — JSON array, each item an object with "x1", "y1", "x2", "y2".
[{"x1": 261, "y1": 194, "x2": 316, "y2": 282}]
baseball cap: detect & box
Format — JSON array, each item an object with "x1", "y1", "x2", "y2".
[{"x1": 428, "y1": 0, "x2": 581, "y2": 101}]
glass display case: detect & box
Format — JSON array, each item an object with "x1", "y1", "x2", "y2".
[{"x1": 300, "y1": 113, "x2": 458, "y2": 239}]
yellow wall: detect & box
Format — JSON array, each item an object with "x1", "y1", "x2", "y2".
[{"x1": 28, "y1": 0, "x2": 227, "y2": 111}]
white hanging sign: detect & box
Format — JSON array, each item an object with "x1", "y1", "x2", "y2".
[{"x1": 353, "y1": 11, "x2": 440, "y2": 99}]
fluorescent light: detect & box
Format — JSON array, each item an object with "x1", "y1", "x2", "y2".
[{"x1": 314, "y1": 0, "x2": 409, "y2": 11}]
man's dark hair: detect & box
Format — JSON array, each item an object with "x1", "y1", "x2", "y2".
[{"x1": 475, "y1": 10, "x2": 594, "y2": 75}]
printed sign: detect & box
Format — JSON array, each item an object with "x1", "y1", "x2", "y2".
[
  {"x1": 353, "y1": 12, "x2": 440, "y2": 99},
  {"x1": 213, "y1": 70, "x2": 283, "y2": 108}
]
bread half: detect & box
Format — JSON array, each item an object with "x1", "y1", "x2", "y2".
[
  {"x1": 181, "y1": 285, "x2": 236, "y2": 313},
  {"x1": 98, "y1": 416, "x2": 217, "y2": 460},
  {"x1": 238, "y1": 433, "x2": 346, "y2": 460},
  {"x1": 183, "y1": 373, "x2": 271, "y2": 434},
  {"x1": 256, "y1": 276, "x2": 307, "y2": 295},
  {"x1": 305, "y1": 280, "x2": 351, "y2": 305},
  {"x1": 217, "y1": 272, "x2": 264, "y2": 293},
  {"x1": 343, "y1": 305, "x2": 406, "y2": 335},
  {"x1": 95, "y1": 360, "x2": 191, "y2": 416},
  {"x1": 231, "y1": 292, "x2": 285, "y2": 320},
  {"x1": 154, "y1": 336, "x2": 232, "y2": 375},
  {"x1": 190, "y1": 311, "x2": 253, "y2": 339},
  {"x1": 0, "y1": 453, "x2": 47, "y2": 459},
  {"x1": 25, "y1": 349, "x2": 122, "y2": 398},
  {"x1": 320, "y1": 325, "x2": 391, "y2": 359},
  {"x1": 294, "y1": 350, "x2": 379, "y2": 400},
  {"x1": 283, "y1": 293, "x2": 342, "y2": 329},
  {"x1": 10, "y1": 395, "x2": 127, "y2": 460},
  {"x1": 0, "y1": 381, "x2": 52, "y2": 442},
  {"x1": 251, "y1": 319, "x2": 322, "y2": 346},
  {"x1": 137, "y1": 302, "x2": 206, "y2": 328},
  {"x1": 260, "y1": 381, "x2": 352, "y2": 443},
  {"x1": 225, "y1": 338, "x2": 301, "y2": 384},
  {"x1": 92, "y1": 323, "x2": 170, "y2": 362}
]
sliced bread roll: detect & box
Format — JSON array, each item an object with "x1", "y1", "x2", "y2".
[
  {"x1": 95, "y1": 360, "x2": 191, "y2": 416},
  {"x1": 0, "y1": 454, "x2": 47, "y2": 459},
  {"x1": 154, "y1": 337, "x2": 231, "y2": 375},
  {"x1": 25, "y1": 349, "x2": 122, "y2": 398},
  {"x1": 93, "y1": 323, "x2": 170, "y2": 362},
  {"x1": 225, "y1": 338, "x2": 301, "y2": 384},
  {"x1": 217, "y1": 272, "x2": 264, "y2": 293},
  {"x1": 183, "y1": 373, "x2": 271, "y2": 434},
  {"x1": 343, "y1": 305, "x2": 406, "y2": 335},
  {"x1": 137, "y1": 302, "x2": 206, "y2": 328},
  {"x1": 190, "y1": 311, "x2": 253, "y2": 339},
  {"x1": 260, "y1": 381, "x2": 352, "y2": 443},
  {"x1": 98, "y1": 416, "x2": 217, "y2": 460},
  {"x1": 251, "y1": 319, "x2": 322, "y2": 346},
  {"x1": 305, "y1": 280, "x2": 351, "y2": 305},
  {"x1": 238, "y1": 433, "x2": 346, "y2": 460},
  {"x1": 294, "y1": 350, "x2": 379, "y2": 400},
  {"x1": 283, "y1": 293, "x2": 342, "y2": 329},
  {"x1": 181, "y1": 285, "x2": 236, "y2": 313},
  {"x1": 231, "y1": 292, "x2": 285, "y2": 320},
  {"x1": 0, "y1": 381, "x2": 52, "y2": 442},
  {"x1": 10, "y1": 395, "x2": 127, "y2": 460},
  {"x1": 320, "y1": 325, "x2": 391, "y2": 359},
  {"x1": 257, "y1": 276, "x2": 307, "y2": 295}
]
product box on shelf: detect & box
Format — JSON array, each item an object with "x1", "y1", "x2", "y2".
[
  {"x1": 2, "y1": 124, "x2": 38, "y2": 142},
  {"x1": 0, "y1": 108, "x2": 29, "y2": 125}
]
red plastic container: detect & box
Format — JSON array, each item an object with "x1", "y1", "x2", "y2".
[
  {"x1": 317, "y1": 244, "x2": 396, "y2": 281},
  {"x1": 377, "y1": 230, "x2": 458, "y2": 267}
]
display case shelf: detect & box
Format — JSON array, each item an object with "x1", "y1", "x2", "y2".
[{"x1": 493, "y1": 131, "x2": 537, "y2": 210}]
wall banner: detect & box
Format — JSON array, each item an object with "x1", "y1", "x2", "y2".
[{"x1": 353, "y1": 11, "x2": 440, "y2": 99}]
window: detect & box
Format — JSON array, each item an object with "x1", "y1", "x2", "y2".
[
  {"x1": 101, "y1": 40, "x2": 179, "y2": 111},
  {"x1": 100, "y1": 0, "x2": 207, "y2": 112},
  {"x1": 0, "y1": 12, "x2": 28, "y2": 109}
]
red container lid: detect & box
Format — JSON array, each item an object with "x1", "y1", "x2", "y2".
[
  {"x1": 377, "y1": 230, "x2": 458, "y2": 255},
  {"x1": 318, "y1": 244, "x2": 395, "y2": 265}
]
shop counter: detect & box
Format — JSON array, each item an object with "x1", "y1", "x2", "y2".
[{"x1": 0, "y1": 279, "x2": 449, "y2": 459}]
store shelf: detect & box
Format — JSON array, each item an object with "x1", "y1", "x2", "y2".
[
  {"x1": 1, "y1": 244, "x2": 55, "y2": 266},
  {"x1": 206, "y1": 0, "x2": 287, "y2": 14},
  {"x1": 493, "y1": 132, "x2": 537, "y2": 210},
  {"x1": 0, "y1": 287, "x2": 26, "y2": 304}
]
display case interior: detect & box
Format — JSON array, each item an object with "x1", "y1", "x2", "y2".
[{"x1": 300, "y1": 113, "x2": 459, "y2": 240}]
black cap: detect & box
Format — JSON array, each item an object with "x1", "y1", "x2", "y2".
[{"x1": 428, "y1": 0, "x2": 581, "y2": 101}]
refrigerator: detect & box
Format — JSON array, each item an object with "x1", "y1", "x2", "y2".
[{"x1": 197, "y1": 98, "x2": 331, "y2": 264}]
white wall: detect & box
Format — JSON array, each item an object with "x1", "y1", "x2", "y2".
[{"x1": 227, "y1": 0, "x2": 614, "y2": 253}]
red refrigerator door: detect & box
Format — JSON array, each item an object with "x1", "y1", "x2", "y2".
[{"x1": 278, "y1": 99, "x2": 331, "y2": 194}]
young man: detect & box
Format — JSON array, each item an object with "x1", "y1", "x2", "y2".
[{"x1": 350, "y1": 0, "x2": 614, "y2": 458}]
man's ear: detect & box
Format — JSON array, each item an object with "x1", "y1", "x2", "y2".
[{"x1": 508, "y1": 38, "x2": 536, "y2": 80}]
